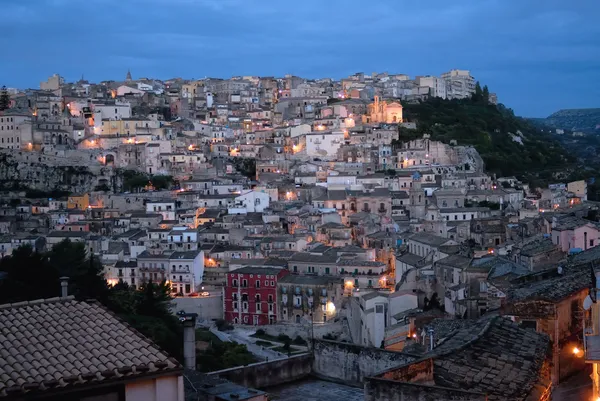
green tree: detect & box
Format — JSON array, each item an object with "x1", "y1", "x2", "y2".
[
  {"x1": 472, "y1": 82, "x2": 483, "y2": 102},
  {"x1": 482, "y1": 85, "x2": 490, "y2": 103},
  {"x1": 0, "y1": 245, "x2": 57, "y2": 303},
  {"x1": 0, "y1": 86, "x2": 10, "y2": 111},
  {"x1": 137, "y1": 280, "x2": 173, "y2": 317}
]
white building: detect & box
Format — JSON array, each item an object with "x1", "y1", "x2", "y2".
[
  {"x1": 168, "y1": 250, "x2": 205, "y2": 296},
  {"x1": 94, "y1": 102, "x2": 132, "y2": 120},
  {"x1": 117, "y1": 85, "x2": 145, "y2": 97},
  {"x1": 305, "y1": 131, "x2": 345, "y2": 158},
  {"x1": 415, "y1": 76, "x2": 447, "y2": 99},
  {"x1": 441, "y1": 69, "x2": 476, "y2": 100},
  {"x1": 146, "y1": 200, "x2": 176, "y2": 221},
  {"x1": 355, "y1": 291, "x2": 419, "y2": 348},
  {"x1": 234, "y1": 190, "x2": 270, "y2": 213},
  {"x1": 0, "y1": 113, "x2": 33, "y2": 150}
]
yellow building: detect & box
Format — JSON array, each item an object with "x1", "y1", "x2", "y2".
[
  {"x1": 67, "y1": 193, "x2": 90, "y2": 210},
  {"x1": 362, "y1": 96, "x2": 403, "y2": 124},
  {"x1": 100, "y1": 118, "x2": 155, "y2": 136}
]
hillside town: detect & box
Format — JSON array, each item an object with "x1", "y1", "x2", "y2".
[{"x1": 0, "y1": 70, "x2": 599, "y2": 401}]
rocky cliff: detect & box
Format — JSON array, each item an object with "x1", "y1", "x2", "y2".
[{"x1": 0, "y1": 151, "x2": 123, "y2": 194}]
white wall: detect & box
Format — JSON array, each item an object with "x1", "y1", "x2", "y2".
[{"x1": 125, "y1": 375, "x2": 184, "y2": 401}]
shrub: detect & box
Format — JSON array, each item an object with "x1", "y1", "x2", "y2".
[
  {"x1": 277, "y1": 334, "x2": 292, "y2": 343},
  {"x1": 215, "y1": 319, "x2": 233, "y2": 331},
  {"x1": 293, "y1": 335, "x2": 307, "y2": 345},
  {"x1": 255, "y1": 329, "x2": 266, "y2": 336}
]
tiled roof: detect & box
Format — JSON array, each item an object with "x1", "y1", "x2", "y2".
[
  {"x1": 508, "y1": 263, "x2": 592, "y2": 302},
  {"x1": 0, "y1": 297, "x2": 180, "y2": 398},
  {"x1": 429, "y1": 316, "x2": 549, "y2": 400},
  {"x1": 379, "y1": 316, "x2": 549, "y2": 401}
]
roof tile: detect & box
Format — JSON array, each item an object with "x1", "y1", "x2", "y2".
[{"x1": 0, "y1": 297, "x2": 181, "y2": 397}]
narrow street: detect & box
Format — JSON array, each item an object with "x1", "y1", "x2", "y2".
[{"x1": 552, "y1": 368, "x2": 592, "y2": 401}]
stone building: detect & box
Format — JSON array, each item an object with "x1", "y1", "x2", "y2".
[{"x1": 362, "y1": 96, "x2": 403, "y2": 124}]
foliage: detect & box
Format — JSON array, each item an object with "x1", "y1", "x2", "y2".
[
  {"x1": 231, "y1": 158, "x2": 256, "y2": 179},
  {"x1": 215, "y1": 318, "x2": 233, "y2": 331},
  {"x1": 255, "y1": 340, "x2": 273, "y2": 347},
  {"x1": 0, "y1": 86, "x2": 9, "y2": 111},
  {"x1": 277, "y1": 333, "x2": 292, "y2": 343},
  {"x1": 293, "y1": 335, "x2": 307, "y2": 345},
  {"x1": 255, "y1": 328, "x2": 266, "y2": 336},
  {"x1": 94, "y1": 184, "x2": 111, "y2": 192},
  {"x1": 399, "y1": 97, "x2": 575, "y2": 182},
  {"x1": 121, "y1": 170, "x2": 174, "y2": 192},
  {"x1": 0, "y1": 241, "x2": 183, "y2": 362},
  {"x1": 423, "y1": 293, "x2": 443, "y2": 312},
  {"x1": 477, "y1": 200, "x2": 501, "y2": 210},
  {"x1": 196, "y1": 328, "x2": 222, "y2": 344},
  {"x1": 196, "y1": 341, "x2": 256, "y2": 372}
]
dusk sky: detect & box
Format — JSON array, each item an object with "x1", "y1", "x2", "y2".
[{"x1": 1, "y1": 0, "x2": 598, "y2": 117}]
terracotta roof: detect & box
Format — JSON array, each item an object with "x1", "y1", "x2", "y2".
[{"x1": 0, "y1": 297, "x2": 180, "y2": 398}]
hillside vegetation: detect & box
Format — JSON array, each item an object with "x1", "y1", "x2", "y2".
[
  {"x1": 397, "y1": 96, "x2": 576, "y2": 184},
  {"x1": 543, "y1": 108, "x2": 600, "y2": 134}
]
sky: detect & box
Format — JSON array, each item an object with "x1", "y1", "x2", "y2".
[{"x1": 1, "y1": 0, "x2": 599, "y2": 117}]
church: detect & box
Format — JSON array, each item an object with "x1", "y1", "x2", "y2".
[{"x1": 362, "y1": 96, "x2": 403, "y2": 124}]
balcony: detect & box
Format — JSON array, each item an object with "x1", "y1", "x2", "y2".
[
  {"x1": 378, "y1": 207, "x2": 387, "y2": 213},
  {"x1": 362, "y1": 207, "x2": 371, "y2": 213}
]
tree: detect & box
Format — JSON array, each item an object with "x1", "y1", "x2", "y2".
[
  {"x1": 482, "y1": 85, "x2": 490, "y2": 104},
  {"x1": 0, "y1": 86, "x2": 9, "y2": 111},
  {"x1": 472, "y1": 82, "x2": 483, "y2": 102},
  {"x1": 0, "y1": 241, "x2": 183, "y2": 362}
]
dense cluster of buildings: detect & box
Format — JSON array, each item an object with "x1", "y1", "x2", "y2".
[{"x1": 1, "y1": 69, "x2": 600, "y2": 401}]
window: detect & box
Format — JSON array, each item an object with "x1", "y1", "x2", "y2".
[
  {"x1": 268, "y1": 294, "x2": 273, "y2": 303},
  {"x1": 293, "y1": 266, "x2": 298, "y2": 273},
  {"x1": 592, "y1": 240, "x2": 595, "y2": 247},
  {"x1": 242, "y1": 279, "x2": 247, "y2": 287},
  {"x1": 255, "y1": 294, "x2": 261, "y2": 302},
  {"x1": 265, "y1": 280, "x2": 269, "y2": 286},
  {"x1": 233, "y1": 302, "x2": 238, "y2": 310},
  {"x1": 233, "y1": 279, "x2": 238, "y2": 287},
  {"x1": 325, "y1": 267, "x2": 330, "y2": 274},
  {"x1": 256, "y1": 280, "x2": 260, "y2": 288},
  {"x1": 270, "y1": 281, "x2": 274, "y2": 286}
]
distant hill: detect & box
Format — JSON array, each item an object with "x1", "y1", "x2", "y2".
[
  {"x1": 543, "y1": 108, "x2": 600, "y2": 133},
  {"x1": 397, "y1": 97, "x2": 576, "y2": 184}
]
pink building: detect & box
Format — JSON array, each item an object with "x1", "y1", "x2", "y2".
[{"x1": 551, "y1": 216, "x2": 600, "y2": 253}]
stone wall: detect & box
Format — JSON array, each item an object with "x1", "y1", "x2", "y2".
[
  {"x1": 0, "y1": 151, "x2": 122, "y2": 194},
  {"x1": 256, "y1": 320, "x2": 349, "y2": 341},
  {"x1": 207, "y1": 353, "x2": 312, "y2": 389},
  {"x1": 364, "y1": 378, "x2": 486, "y2": 401},
  {"x1": 171, "y1": 295, "x2": 223, "y2": 322},
  {"x1": 312, "y1": 340, "x2": 415, "y2": 384}
]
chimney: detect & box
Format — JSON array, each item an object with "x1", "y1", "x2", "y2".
[
  {"x1": 60, "y1": 277, "x2": 69, "y2": 298},
  {"x1": 179, "y1": 312, "x2": 198, "y2": 370}
]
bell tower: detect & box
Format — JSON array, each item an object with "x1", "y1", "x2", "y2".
[{"x1": 408, "y1": 171, "x2": 426, "y2": 220}]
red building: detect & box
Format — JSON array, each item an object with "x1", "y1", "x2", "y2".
[{"x1": 224, "y1": 267, "x2": 289, "y2": 326}]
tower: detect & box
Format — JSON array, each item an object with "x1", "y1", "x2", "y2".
[
  {"x1": 408, "y1": 172, "x2": 426, "y2": 220},
  {"x1": 126, "y1": 69, "x2": 132, "y2": 82}
]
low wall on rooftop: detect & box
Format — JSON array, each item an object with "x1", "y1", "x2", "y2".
[
  {"x1": 312, "y1": 340, "x2": 416, "y2": 385},
  {"x1": 207, "y1": 353, "x2": 311, "y2": 389}
]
